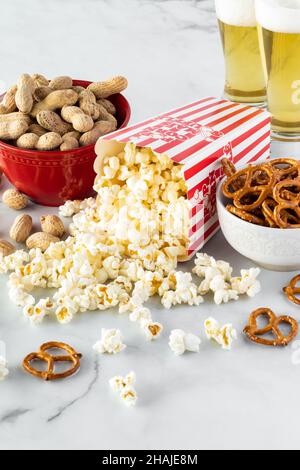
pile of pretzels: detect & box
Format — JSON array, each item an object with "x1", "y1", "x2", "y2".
[{"x1": 222, "y1": 158, "x2": 300, "y2": 228}]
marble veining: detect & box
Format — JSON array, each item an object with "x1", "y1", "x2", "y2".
[{"x1": 0, "y1": 0, "x2": 299, "y2": 451}]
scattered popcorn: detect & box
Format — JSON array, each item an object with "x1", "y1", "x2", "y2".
[
  {"x1": 59, "y1": 198, "x2": 96, "y2": 218},
  {"x1": 140, "y1": 319, "x2": 163, "y2": 341},
  {"x1": 93, "y1": 328, "x2": 126, "y2": 355},
  {"x1": 55, "y1": 306, "x2": 74, "y2": 325},
  {"x1": 0, "y1": 356, "x2": 9, "y2": 381},
  {"x1": 120, "y1": 387, "x2": 138, "y2": 407},
  {"x1": 161, "y1": 271, "x2": 204, "y2": 309},
  {"x1": 204, "y1": 317, "x2": 237, "y2": 350},
  {"x1": 129, "y1": 306, "x2": 152, "y2": 323},
  {"x1": 23, "y1": 304, "x2": 47, "y2": 325},
  {"x1": 169, "y1": 329, "x2": 201, "y2": 356},
  {"x1": 0, "y1": 141, "x2": 260, "y2": 337},
  {"x1": 109, "y1": 371, "x2": 136, "y2": 392},
  {"x1": 9, "y1": 286, "x2": 35, "y2": 308},
  {"x1": 109, "y1": 371, "x2": 137, "y2": 407},
  {"x1": 231, "y1": 268, "x2": 261, "y2": 298},
  {"x1": 193, "y1": 253, "x2": 260, "y2": 305}
]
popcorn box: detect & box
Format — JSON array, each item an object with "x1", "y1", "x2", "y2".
[{"x1": 95, "y1": 97, "x2": 271, "y2": 259}]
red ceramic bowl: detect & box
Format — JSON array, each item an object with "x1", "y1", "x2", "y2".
[{"x1": 0, "y1": 80, "x2": 131, "y2": 206}]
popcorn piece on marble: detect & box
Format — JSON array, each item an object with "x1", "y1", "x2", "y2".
[
  {"x1": 109, "y1": 371, "x2": 137, "y2": 407},
  {"x1": 129, "y1": 306, "x2": 152, "y2": 323},
  {"x1": 55, "y1": 306, "x2": 74, "y2": 324},
  {"x1": 204, "y1": 317, "x2": 237, "y2": 350},
  {"x1": 231, "y1": 268, "x2": 261, "y2": 298},
  {"x1": 140, "y1": 319, "x2": 163, "y2": 341},
  {"x1": 93, "y1": 328, "x2": 126, "y2": 355},
  {"x1": 169, "y1": 329, "x2": 201, "y2": 356}
]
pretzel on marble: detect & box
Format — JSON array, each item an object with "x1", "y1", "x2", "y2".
[
  {"x1": 244, "y1": 308, "x2": 299, "y2": 347},
  {"x1": 23, "y1": 342, "x2": 82, "y2": 381},
  {"x1": 283, "y1": 275, "x2": 300, "y2": 306}
]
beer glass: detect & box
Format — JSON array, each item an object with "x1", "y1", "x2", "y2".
[
  {"x1": 256, "y1": 0, "x2": 300, "y2": 139},
  {"x1": 215, "y1": 0, "x2": 267, "y2": 105}
]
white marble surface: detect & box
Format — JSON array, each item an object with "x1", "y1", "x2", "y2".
[{"x1": 0, "y1": 0, "x2": 300, "y2": 451}]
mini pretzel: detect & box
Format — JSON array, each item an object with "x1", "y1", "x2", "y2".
[
  {"x1": 283, "y1": 275, "x2": 300, "y2": 306},
  {"x1": 23, "y1": 342, "x2": 82, "y2": 381},
  {"x1": 226, "y1": 204, "x2": 266, "y2": 226},
  {"x1": 221, "y1": 158, "x2": 245, "y2": 192},
  {"x1": 267, "y1": 158, "x2": 300, "y2": 180},
  {"x1": 223, "y1": 164, "x2": 275, "y2": 212},
  {"x1": 244, "y1": 308, "x2": 298, "y2": 347},
  {"x1": 221, "y1": 158, "x2": 236, "y2": 178},
  {"x1": 273, "y1": 181, "x2": 300, "y2": 227},
  {"x1": 222, "y1": 158, "x2": 300, "y2": 228},
  {"x1": 261, "y1": 198, "x2": 278, "y2": 228}
]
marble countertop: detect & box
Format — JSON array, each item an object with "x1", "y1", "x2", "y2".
[{"x1": 0, "y1": 0, "x2": 300, "y2": 451}]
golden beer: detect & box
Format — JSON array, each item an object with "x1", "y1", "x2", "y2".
[
  {"x1": 218, "y1": 20, "x2": 267, "y2": 104},
  {"x1": 215, "y1": 0, "x2": 266, "y2": 105},
  {"x1": 256, "y1": 0, "x2": 300, "y2": 138}
]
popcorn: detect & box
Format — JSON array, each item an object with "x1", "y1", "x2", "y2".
[
  {"x1": 209, "y1": 275, "x2": 239, "y2": 306},
  {"x1": 169, "y1": 329, "x2": 201, "y2": 356},
  {"x1": 23, "y1": 304, "x2": 47, "y2": 325},
  {"x1": 194, "y1": 254, "x2": 260, "y2": 304},
  {"x1": 231, "y1": 268, "x2": 261, "y2": 298},
  {"x1": 140, "y1": 319, "x2": 163, "y2": 341},
  {"x1": 0, "y1": 134, "x2": 260, "y2": 334},
  {"x1": 102, "y1": 256, "x2": 121, "y2": 280},
  {"x1": 204, "y1": 317, "x2": 237, "y2": 350},
  {"x1": 193, "y1": 253, "x2": 232, "y2": 281},
  {"x1": 129, "y1": 306, "x2": 152, "y2": 323},
  {"x1": 59, "y1": 198, "x2": 96, "y2": 218},
  {"x1": 109, "y1": 371, "x2": 137, "y2": 407},
  {"x1": 161, "y1": 271, "x2": 203, "y2": 309},
  {"x1": 109, "y1": 371, "x2": 136, "y2": 392},
  {"x1": 93, "y1": 329, "x2": 126, "y2": 355},
  {"x1": 120, "y1": 387, "x2": 138, "y2": 407},
  {"x1": 55, "y1": 306, "x2": 74, "y2": 324},
  {"x1": 9, "y1": 286, "x2": 35, "y2": 308},
  {"x1": 0, "y1": 356, "x2": 9, "y2": 381},
  {"x1": 0, "y1": 250, "x2": 30, "y2": 274}
]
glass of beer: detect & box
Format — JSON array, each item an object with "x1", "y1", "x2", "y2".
[
  {"x1": 256, "y1": 0, "x2": 300, "y2": 139},
  {"x1": 215, "y1": 0, "x2": 267, "y2": 105}
]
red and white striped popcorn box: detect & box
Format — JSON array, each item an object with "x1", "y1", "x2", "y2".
[{"x1": 95, "y1": 97, "x2": 271, "y2": 259}]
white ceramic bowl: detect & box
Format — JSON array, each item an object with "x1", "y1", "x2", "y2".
[{"x1": 216, "y1": 181, "x2": 300, "y2": 272}]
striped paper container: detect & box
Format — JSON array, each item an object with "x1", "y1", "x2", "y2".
[{"x1": 95, "y1": 97, "x2": 271, "y2": 259}]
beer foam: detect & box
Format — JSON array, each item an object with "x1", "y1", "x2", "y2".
[
  {"x1": 215, "y1": 0, "x2": 257, "y2": 27},
  {"x1": 256, "y1": 0, "x2": 300, "y2": 33}
]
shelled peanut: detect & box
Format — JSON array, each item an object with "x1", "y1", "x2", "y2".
[{"x1": 0, "y1": 74, "x2": 128, "y2": 150}]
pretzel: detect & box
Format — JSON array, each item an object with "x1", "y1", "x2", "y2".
[
  {"x1": 221, "y1": 158, "x2": 245, "y2": 192},
  {"x1": 23, "y1": 342, "x2": 82, "y2": 381},
  {"x1": 261, "y1": 198, "x2": 278, "y2": 228},
  {"x1": 226, "y1": 204, "x2": 266, "y2": 226},
  {"x1": 283, "y1": 275, "x2": 300, "y2": 306},
  {"x1": 222, "y1": 158, "x2": 300, "y2": 228},
  {"x1": 221, "y1": 158, "x2": 236, "y2": 178},
  {"x1": 223, "y1": 164, "x2": 275, "y2": 211},
  {"x1": 244, "y1": 308, "x2": 298, "y2": 347},
  {"x1": 267, "y1": 158, "x2": 300, "y2": 181}
]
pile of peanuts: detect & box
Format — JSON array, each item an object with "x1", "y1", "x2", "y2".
[
  {"x1": 0, "y1": 188, "x2": 67, "y2": 256},
  {"x1": 0, "y1": 74, "x2": 128, "y2": 151}
]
